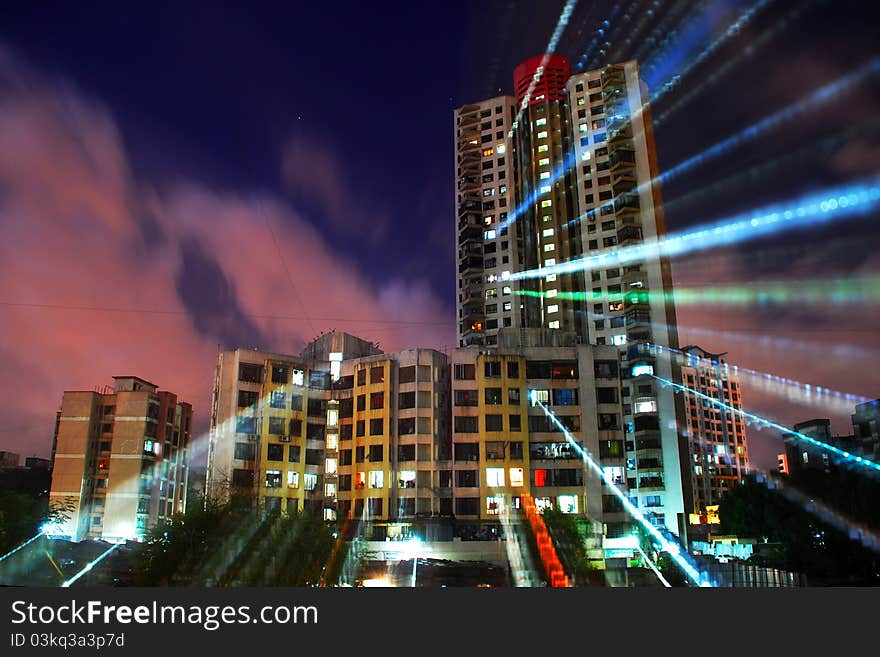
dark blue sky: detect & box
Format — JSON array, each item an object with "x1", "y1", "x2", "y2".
[{"x1": 1, "y1": 0, "x2": 878, "y2": 468}]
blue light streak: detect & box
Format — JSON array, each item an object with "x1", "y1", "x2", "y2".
[
  {"x1": 510, "y1": 176, "x2": 880, "y2": 281},
  {"x1": 659, "y1": 57, "x2": 880, "y2": 185},
  {"x1": 0, "y1": 531, "x2": 45, "y2": 563},
  {"x1": 650, "y1": 343, "x2": 872, "y2": 412},
  {"x1": 649, "y1": 375, "x2": 880, "y2": 475},
  {"x1": 631, "y1": 0, "x2": 695, "y2": 65},
  {"x1": 61, "y1": 542, "x2": 121, "y2": 588},
  {"x1": 654, "y1": 0, "x2": 827, "y2": 125},
  {"x1": 649, "y1": 0, "x2": 773, "y2": 105},
  {"x1": 530, "y1": 391, "x2": 715, "y2": 587},
  {"x1": 643, "y1": 0, "x2": 741, "y2": 91},
  {"x1": 605, "y1": 1, "x2": 662, "y2": 67},
  {"x1": 499, "y1": 149, "x2": 580, "y2": 232},
  {"x1": 508, "y1": 0, "x2": 578, "y2": 138}
]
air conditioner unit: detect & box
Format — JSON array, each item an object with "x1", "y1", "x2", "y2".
[
  {"x1": 247, "y1": 434, "x2": 259, "y2": 442},
  {"x1": 279, "y1": 435, "x2": 291, "y2": 443}
]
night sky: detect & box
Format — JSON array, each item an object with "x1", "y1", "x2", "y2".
[{"x1": 1, "y1": 0, "x2": 878, "y2": 471}]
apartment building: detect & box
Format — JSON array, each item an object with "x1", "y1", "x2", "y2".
[
  {"x1": 48, "y1": 376, "x2": 191, "y2": 542},
  {"x1": 208, "y1": 333, "x2": 452, "y2": 529},
  {"x1": 454, "y1": 56, "x2": 691, "y2": 536},
  {"x1": 677, "y1": 346, "x2": 750, "y2": 522},
  {"x1": 449, "y1": 329, "x2": 629, "y2": 539}
]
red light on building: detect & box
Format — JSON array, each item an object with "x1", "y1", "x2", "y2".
[{"x1": 513, "y1": 54, "x2": 571, "y2": 107}]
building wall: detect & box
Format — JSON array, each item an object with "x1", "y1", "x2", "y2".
[
  {"x1": 678, "y1": 346, "x2": 750, "y2": 518},
  {"x1": 49, "y1": 379, "x2": 191, "y2": 542}
]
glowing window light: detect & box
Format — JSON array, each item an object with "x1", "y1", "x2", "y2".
[
  {"x1": 543, "y1": 243, "x2": 555, "y2": 252},
  {"x1": 497, "y1": 144, "x2": 506, "y2": 154},
  {"x1": 539, "y1": 157, "x2": 550, "y2": 166},
  {"x1": 535, "y1": 118, "x2": 547, "y2": 127},
  {"x1": 287, "y1": 471, "x2": 299, "y2": 488},
  {"x1": 542, "y1": 228, "x2": 555, "y2": 237},
  {"x1": 546, "y1": 289, "x2": 558, "y2": 298},
  {"x1": 547, "y1": 304, "x2": 559, "y2": 314},
  {"x1": 634, "y1": 400, "x2": 656, "y2": 413},
  {"x1": 546, "y1": 274, "x2": 557, "y2": 282},
  {"x1": 484, "y1": 229, "x2": 496, "y2": 239},
  {"x1": 581, "y1": 150, "x2": 591, "y2": 161},
  {"x1": 482, "y1": 148, "x2": 494, "y2": 157},
  {"x1": 548, "y1": 321, "x2": 560, "y2": 329},
  {"x1": 611, "y1": 334, "x2": 627, "y2": 346},
  {"x1": 557, "y1": 495, "x2": 578, "y2": 514},
  {"x1": 540, "y1": 185, "x2": 552, "y2": 194},
  {"x1": 537, "y1": 131, "x2": 548, "y2": 139},
  {"x1": 501, "y1": 270, "x2": 511, "y2": 280},
  {"x1": 540, "y1": 200, "x2": 552, "y2": 208},
  {"x1": 509, "y1": 468, "x2": 524, "y2": 487},
  {"x1": 538, "y1": 144, "x2": 549, "y2": 153},
  {"x1": 292, "y1": 369, "x2": 304, "y2": 386},
  {"x1": 325, "y1": 458, "x2": 337, "y2": 474},
  {"x1": 544, "y1": 259, "x2": 556, "y2": 267},
  {"x1": 540, "y1": 171, "x2": 551, "y2": 180},
  {"x1": 486, "y1": 467, "x2": 505, "y2": 487},
  {"x1": 632, "y1": 364, "x2": 654, "y2": 377},
  {"x1": 579, "y1": 123, "x2": 588, "y2": 133}
]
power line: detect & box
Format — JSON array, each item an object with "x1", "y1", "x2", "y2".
[{"x1": 0, "y1": 301, "x2": 453, "y2": 327}]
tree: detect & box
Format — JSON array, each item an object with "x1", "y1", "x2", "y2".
[{"x1": 718, "y1": 475, "x2": 880, "y2": 584}]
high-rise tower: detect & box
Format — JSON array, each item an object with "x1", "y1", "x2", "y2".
[{"x1": 454, "y1": 57, "x2": 692, "y2": 537}]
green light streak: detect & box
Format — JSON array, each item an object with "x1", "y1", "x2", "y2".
[{"x1": 514, "y1": 276, "x2": 880, "y2": 306}]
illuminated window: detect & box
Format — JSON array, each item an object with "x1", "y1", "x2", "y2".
[
  {"x1": 547, "y1": 304, "x2": 559, "y2": 313},
  {"x1": 355, "y1": 472, "x2": 366, "y2": 489},
  {"x1": 484, "y1": 215, "x2": 494, "y2": 225},
  {"x1": 143, "y1": 439, "x2": 154, "y2": 454},
  {"x1": 546, "y1": 274, "x2": 557, "y2": 282},
  {"x1": 484, "y1": 229, "x2": 496, "y2": 239},
  {"x1": 631, "y1": 364, "x2": 654, "y2": 377},
  {"x1": 287, "y1": 471, "x2": 299, "y2": 488},
  {"x1": 501, "y1": 270, "x2": 511, "y2": 280},
  {"x1": 304, "y1": 473, "x2": 318, "y2": 491},
  {"x1": 542, "y1": 214, "x2": 552, "y2": 222},
  {"x1": 537, "y1": 130, "x2": 548, "y2": 139},
  {"x1": 602, "y1": 466, "x2": 624, "y2": 484},
  {"x1": 486, "y1": 468, "x2": 505, "y2": 487},
  {"x1": 539, "y1": 171, "x2": 550, "y2": 180},
  {"x1": 482, "y1": 147, "x2": 494, "y2": 156},
  {"x1": 535, "y1": 496, "x2": 553, "y2": 511},
  {"x1": 546, "y1": 289, "x2": 558, "y2": 298},
  {"x1": 541, "y1": 199, "x2": 552, "y2": 208},
  {"x1": 537, "y1": 144, "x2": 549, "y2": 153},
  {"x1": 292, "y1": 369, "x2": 305, "y2": 386},
  {"x1": 369, "y1": 470, "x2": 384, "y2": 489},
  {"x1": 577, "y1": 96, "x2": 585, "y2": 106},
  {"x1": 542, "y1": 228, "x2": 554, "y2": 237},
  {"x1": 543, "y1": 243, "x2": 555, "y2": 252},
  {"x1": 265, "y1": 470, "x2": 282, "y2": 488},
  {"x1": 535, "y1": 118, "x2": 547, "y2": 127},
  {"x1": 486, "y1": 494, "x2": 504, "y2": 515},
  {"x1": 634, "y1": 400, "x2": 657, "y2": 413},
  {"x1": 324, "y1": 483, "x2": 336, "y2": 497},
  {"x1": 496, "y1": 144, "x2": 506, "y2": 154},
  {"x1": 325, "y1": 458, "x2": 337, "y2": 474},
  {"x1": 509, "y1": 467, "x2": 524, "y2": 487},
  {"x1": 548, "y1": 320, "x2": 560, "y2": 329},
  {"x1": 502, "y1": 286, "x2": 512, "y2": 295},
  {"x1": 529, "y1": 389, "x2": 549, "y2": 406},
  {"x1": 611, "y1": 334, "x2": 627, "y2": 346},
  {"x1": 540, "y1": 185, "x2": 552, "y2": 194},
  {"x1": 539, "y1": 157, "x2": 550, "y2": 166},
  {"x1": 398, "y1": 470, "x2": 416, "y2": 489},
  {"x1": 581, "y1": 150, "x2": 591, "y2": 161},
  {"x1": 326, "y1": 409, "x2": 338, "y2": 427},
  {"x1": 557, "y1": 495, "x2": 578, "y2": 514},
  {"x1": 579, "y1": 123, "x2": 588, "y2": 133},
  {"x1": 544, "y1": 258, "x2": 556, "y2": 267}
]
